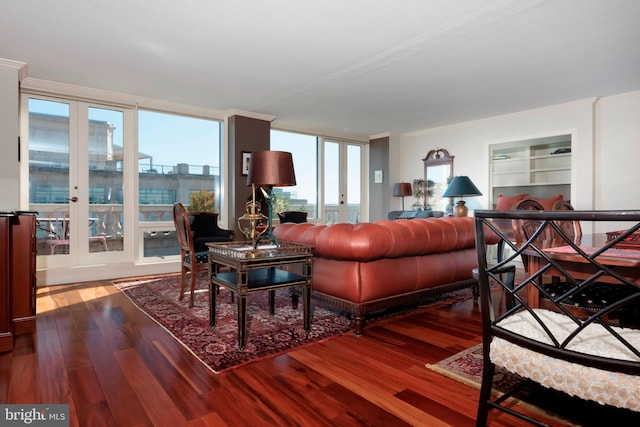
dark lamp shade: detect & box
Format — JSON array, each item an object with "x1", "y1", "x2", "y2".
[
  {"x1": 442, "y1": 176, "x2": 482, "y2": 198},
  {"x1": 393, "y1": 182, "x2": 412, "y2": 197},
  {"x1": 247, "y1": 151, "x2": 296, "y2": 187}
]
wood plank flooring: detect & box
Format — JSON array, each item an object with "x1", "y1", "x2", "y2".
[{"x1": 1, "y1": 277, "x2": 571, "y2": 426}]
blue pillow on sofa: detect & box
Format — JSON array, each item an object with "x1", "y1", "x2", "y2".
[
  {"x1": 415, "y1": 210, "x2": 433, "y2": 218},
  {"x1": 398, "y1": 211, "x2": 417, "y2": 219}
]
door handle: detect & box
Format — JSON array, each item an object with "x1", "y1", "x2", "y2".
[{"x1": 68, "y1": 197, "x2": 78, "y2": 203}]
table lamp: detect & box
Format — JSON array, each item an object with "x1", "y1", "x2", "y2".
[
  {"x1": 442, "y1": 176, "x2": 482, "y2": 217},
  {"x1": 393, "y1": 182, "x2": 412, "y2": 210},
  {"x1": 247, "y1": 150, "x2": 296, "y2": 247}
]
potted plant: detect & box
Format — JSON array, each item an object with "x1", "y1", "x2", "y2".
[{"x1": 412, "y1": 179, "x2": 425, "y2": 210}]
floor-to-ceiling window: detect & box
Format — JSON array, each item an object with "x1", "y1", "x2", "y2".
[
  {"x1": 137, "y1": 110, "x2": 222, "y2": 258},
  {"x1": 21, "y1": 91, "x2": 224, "y2": 284},
  {"x1": 271, "y1": 129, "x2": 366, "y2": 224},
  {"x1": 323, "y1": 140, "x2": 364, "y2": 224},
  {"x1": 270, "y1": 130, "x2": 318, "y2": 219}
]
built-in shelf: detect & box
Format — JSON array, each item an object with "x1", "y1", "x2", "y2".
[{"x1": 490, "y1": 135, "x2": 572, "y2": 204}]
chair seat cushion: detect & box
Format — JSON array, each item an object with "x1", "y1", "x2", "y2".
[
  {"x1": 491, "y1": 308, "x2": 640, "y2": 411},
  {"x1": 541, "y1": 281, "x2": 639, "y2": 312},
  {"x1": 185, "y1": 251, "x2": 209, "y2": 264}
]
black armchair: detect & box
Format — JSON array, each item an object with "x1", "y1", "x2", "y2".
[
  {"x1": 188, "y1": 211, "x2": 234, "y2": 251},
  {"x1": 277, "y1": 211, "x2": 308, "y2": 224}
]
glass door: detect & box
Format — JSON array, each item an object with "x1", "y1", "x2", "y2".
[
  {"x1": 86, "y1": 106, "x2": 126, "y2": 255},
  {"x1": 322, "y1": 140, "x2": 364, "y2": 224},
  {"x1": 25, "y1": 96, "x2": 128, "y2": 265},
  {"x1": 27, "y1": 98, "x2": 74, "y2": 260}
]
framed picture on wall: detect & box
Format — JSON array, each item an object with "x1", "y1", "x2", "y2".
[{"x1": 241, "y1": 151, "x2": 251, "y2": 176}]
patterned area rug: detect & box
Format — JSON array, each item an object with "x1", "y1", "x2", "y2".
[
  {"x1": 113, "y1": 271, "x2": 353, "y2": 373},
  {"x1": 114, "y1": 271, "x2": 479, "y2": 373},
  {"x1": 425, "y1": 343, "x2": 524, "y2": 393}
]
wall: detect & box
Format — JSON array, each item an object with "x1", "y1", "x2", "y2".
[
  {"x1": 392, "y1": 98, "x2": 599, "y2": 216},
  {"x1": 368, "y1": 135, "x2": 389, "y2": 222},
  {"x1": 594, "y1": 92, "x2": 640, "y2": 209},
  {"x1": 0, "y1": 61, "x2": 22, "y2": 210},
  {"x1": 227, "y1": 114, "x2": 271, "y2": 235}
]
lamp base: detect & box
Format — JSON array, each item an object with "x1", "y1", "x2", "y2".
[
  {"x1": 454, "y1": 200, "x2": 468, "y2": 217},
  {"x1": 253, "y1": 185, "x2": 279, "y2": 248}
]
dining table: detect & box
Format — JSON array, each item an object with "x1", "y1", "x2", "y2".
[{"x1": 525, "y1": 233, "x2": 640, "y2": 308}]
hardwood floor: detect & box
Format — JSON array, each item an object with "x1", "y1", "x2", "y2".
[{"x1": 1, "y1": 278, "x2": 567, "y2": 426}]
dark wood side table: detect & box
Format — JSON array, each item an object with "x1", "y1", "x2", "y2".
[{"x1": 207, "y1": 241, "x2": 313, "y2": 348}]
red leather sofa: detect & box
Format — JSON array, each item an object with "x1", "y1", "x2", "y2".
[{"x1": 274, "y1": 216, "x2": 499, "y2": 333}]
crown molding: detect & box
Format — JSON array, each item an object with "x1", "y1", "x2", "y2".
[
  {"x1": 0, "y1": 58, "x2": 28, "y2": 80},
  {"x1": 225, "y1": 109, "x2": 276, "y2": 122},
  {"x1": 271, "y1": 119, "x2": 369, "y2": 143},
  {"x1": 20, "y1": 77, "x2": 228, "y2": 119},
  {"x1": 369, "y1": 132, "x2": 390, "y2": 140}
]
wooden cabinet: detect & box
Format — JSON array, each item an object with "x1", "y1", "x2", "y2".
[
  {"x1": 0, "y1": 213, "x2": 12, "y2": 352},
  {"x1": 490, "y1": 135, "x2": 572, "y2": 204},
  {"x1": 11, "y1": 212, "x2": 37, "y2": 336},
  {"x1": 0, "y1": 211, "x2": 37, "y2": 352}
]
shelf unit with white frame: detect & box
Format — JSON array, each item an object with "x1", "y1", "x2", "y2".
[{"x1": 490, "y1": 135, "x2": 572, "y2": 204}]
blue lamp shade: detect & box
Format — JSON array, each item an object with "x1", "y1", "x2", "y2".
[{"x1": 442, "y1": 176, "x2": 482, "y2": 217}]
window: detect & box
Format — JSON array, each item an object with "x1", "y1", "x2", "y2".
[
  {"x1": 138, "y1": 110, "x2": 222, "y2": 259},
  {"x1": 271, "y1": 129, "x2": 366, "y2": 224},
  {"x1": 27, "y1": 98, "x2": 128, "y2": 257},
  {"x1": 21, "y1": 85, "x2": 228, "y2": 282},
  {"x1": 138, "y1": 110, "x2": 222, "y2": 221},
  {"x1": 270, "y1": 129, "x2": 318, "y2": 218}
]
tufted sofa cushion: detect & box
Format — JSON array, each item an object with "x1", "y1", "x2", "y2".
[{"x1": 275, "y1": 216, "x2": 497, "y2": 261}]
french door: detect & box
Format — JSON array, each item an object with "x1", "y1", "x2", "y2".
[
  {"x1": 22, "y1": 95, "x2": 131, "y2": 267},
  {"x1": 322, "y1": 140, "x2": 366, "y2": 224}
]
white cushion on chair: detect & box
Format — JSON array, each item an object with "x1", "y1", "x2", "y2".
[{"x1": 491, "y1": 308, "x2": 640, "y2": 411}]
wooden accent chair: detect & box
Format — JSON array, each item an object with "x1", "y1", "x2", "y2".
[
  {"x1": 474, "y1": 209, "x2": 640, "y2": 426},
  {"x1": 551, "y1": 199, "x2": 582, "y2": 247},
  {"x1": 172, "y1": 203, "x2": 234, "y2": 307},
  {"x1": 512, "y1": 199, "x2": 546, "y2": 274}
]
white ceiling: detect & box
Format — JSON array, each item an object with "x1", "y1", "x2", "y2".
[{"x1": 2, "y1": 0, "x2": 640, "y2": 139}]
